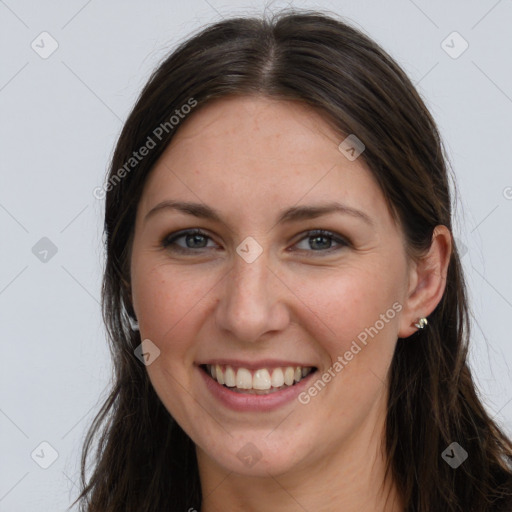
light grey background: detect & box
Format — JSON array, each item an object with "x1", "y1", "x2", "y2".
[{"x1": 1, "y1": 1, "x2": 511, "y2": 510}]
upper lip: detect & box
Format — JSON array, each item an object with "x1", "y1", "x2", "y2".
[{"x1": 197, "y1": 359, "x2": 317, "y2": 370}]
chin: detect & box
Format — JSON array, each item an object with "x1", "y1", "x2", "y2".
[{"x1": 198, "y1": 433, "x2": 308, "y2": 477}]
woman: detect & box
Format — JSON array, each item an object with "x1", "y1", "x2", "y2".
[{"x1": 74, "y1": 9, "x2": 512, "y2": 512}]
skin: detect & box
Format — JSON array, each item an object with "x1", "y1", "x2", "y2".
[{"x1": 130, "y1": 96, "x2": 452, "y2": 512}]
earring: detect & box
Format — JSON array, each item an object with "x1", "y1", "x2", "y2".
[
  {"x1": 128, "y1": 315, "x2": 140, "y2": 331},
  {"x1": 414, "y1": 317, "x2": 428, "y2": 329}
]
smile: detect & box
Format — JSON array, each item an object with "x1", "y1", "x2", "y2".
[
  {"x1": 198, "y1": 362, "x2": 319, "y2": 412},
  {"x1": 202, "y1": 364, "x2": 315, "y2": 394}
]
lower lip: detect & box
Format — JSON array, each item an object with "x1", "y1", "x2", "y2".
[{"x1": 197, "y1": 365, "x2": 317, "y2": 412}]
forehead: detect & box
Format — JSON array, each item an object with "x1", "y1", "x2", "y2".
[
  {"x1": 138, "y1": 96, "x2": 389, "y2": 228},
  {"x1": 161, "y1": 95, "x2": 349, "y2": 172}
]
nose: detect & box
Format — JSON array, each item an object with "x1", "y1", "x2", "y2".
[{"x1": 214, "y1": 247, "x2": 290, "y2": 344}]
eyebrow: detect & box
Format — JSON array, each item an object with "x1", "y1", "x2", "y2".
[{"x1": 144, "y1": 200, "x2": 374, "y2": 227}]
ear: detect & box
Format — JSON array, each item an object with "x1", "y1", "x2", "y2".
[{"x1": 398, "y1": 225, "x2": 452, "y2": 338}]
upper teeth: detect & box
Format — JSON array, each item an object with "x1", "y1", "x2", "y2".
[{"x1": 205, "y1": 364, "x2": 314, "y2": 390}]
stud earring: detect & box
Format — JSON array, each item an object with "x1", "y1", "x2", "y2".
[
  {"x1": 414, "y1": 317, "x2": 428, "y2": 329},
  {"x1": 128, "y1": 315, "x2": 140, "y2": 331}
]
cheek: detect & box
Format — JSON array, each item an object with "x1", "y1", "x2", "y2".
[
  {"x1": 295, "y1": 266, "x2": 402, "y2": 427},
  {"x1": 131, "y1": 270, "x2": 199, "y2": 397},
  {"x1": 132, "y1": 262, "x2": 216, "y2": 343},
  {"x1": 298, "y1": 263, "x2": 402, "y2": 356},
  {"x1": 131, "y1": 264, "x2": 216, "y2": 430},
  {"x1": 293, "y1": 269, "x2": 403, "y2": 421}
]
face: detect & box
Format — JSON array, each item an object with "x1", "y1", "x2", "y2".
[{"x1": 130, "y1": 96, "x2": 413, "y2": 477}]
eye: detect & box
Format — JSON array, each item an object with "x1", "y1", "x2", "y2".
[
  {"x1": 161, "y1": 228, "x2": 349, "y2": 255},
  {"x1": 161, "y1": 229, "x2": 217, "y2": 253},
  {"x1": 292, "y1": 229, "x2": 349, "y2": 254}
]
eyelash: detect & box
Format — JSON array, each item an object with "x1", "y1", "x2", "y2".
[{"x1": 161, "y1": 228, "x2": 349, "y2": 255}]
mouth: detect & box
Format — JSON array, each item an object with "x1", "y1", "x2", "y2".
[{"x1": 200, "y1": 363, "x2": 318, "y2": 396}]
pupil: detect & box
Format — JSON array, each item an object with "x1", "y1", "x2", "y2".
[
  {"x1": 311, "y1": 235, "x2": 330, "y2": 250},
  {"x1": 187, "y1": 234, "x2": 206, "y2": 248}
]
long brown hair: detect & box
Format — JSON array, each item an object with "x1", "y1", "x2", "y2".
[{"x1": 73, "y1": 9, "x2": 512, "y2": 511}]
